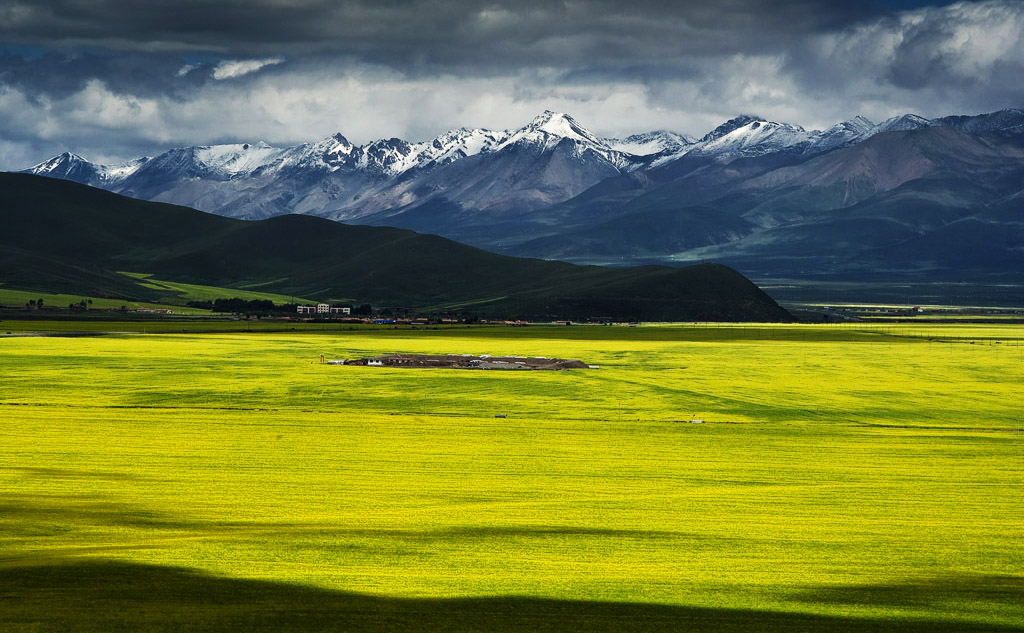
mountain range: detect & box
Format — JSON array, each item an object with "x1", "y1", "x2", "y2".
[
  {"x1": 0, "y1": 172, "x2": 790, "y2": 322},
  {"x1": 20, "y1": 108, "x2": 1024, "y2": 292}
]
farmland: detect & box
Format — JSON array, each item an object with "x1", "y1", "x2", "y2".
[{"x1": 1, "y1": 323, "x2": 1022, "y2": 631}]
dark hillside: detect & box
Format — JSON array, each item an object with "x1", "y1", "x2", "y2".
[{"x1": 0, "y1": 173, "x2": 790, "y2": 321}]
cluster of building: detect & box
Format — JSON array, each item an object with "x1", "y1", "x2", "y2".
[
  {"x1": 296, "y1": 304, "x2": 351, "y2": 315},
  {"x1": 332, "y1": 353, "x2": 595, "y2": 371}
]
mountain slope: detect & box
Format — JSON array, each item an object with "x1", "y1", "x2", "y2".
[
  {"x1": 503, "y1": 123, "x2": 1024, "y2": 278},
  {"x1": 19, "y1": 108, "x2": 1024, "y2": 285},
  {"x1": 0, "y1": 173, "x2": 790, "y2": 321},
  {"x1": 26, "y1": 111, "x2": 642, "y2": 225}
]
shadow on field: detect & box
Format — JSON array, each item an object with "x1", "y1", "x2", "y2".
[
  {"x1": 1, "y1": 560, "x2": 1022, "y2": 633},
  {"x1": 793, "y1": 574, "x2": 1024, "y2": 610}
]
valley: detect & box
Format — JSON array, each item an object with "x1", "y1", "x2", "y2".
[{"x1": 6, "y1": 3, "x2": 1022, "y2": 632}]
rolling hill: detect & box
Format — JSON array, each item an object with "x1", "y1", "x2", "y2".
[{"x1": 0, "y1": 173, "x2": 789, "y2": 322}]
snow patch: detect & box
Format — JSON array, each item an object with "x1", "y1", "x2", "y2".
[{"x1": 194, "y1": 142, "x2": 289, "y2": 176}]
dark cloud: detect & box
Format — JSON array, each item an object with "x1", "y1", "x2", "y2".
[
  {"x1": 0, "y1": 0, "x2": 1020, "y2": 170},
  {"x1": 783, "y1": 1, "x2": 1024, "y2": 114},
  {"x1": 1, "y1": 0, "x2": 884, "y2": 69},
  {"x1": 0, "y1": 51, "x2": 209, "y2": 99}
]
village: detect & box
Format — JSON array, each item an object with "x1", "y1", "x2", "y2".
[{"x1": 326, "y1": 353, "x2": 597, "y2": 370}]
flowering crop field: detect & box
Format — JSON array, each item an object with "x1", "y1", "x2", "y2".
[{"x1": 1, "y1": 324, "x2": 1022, "y2": 632}]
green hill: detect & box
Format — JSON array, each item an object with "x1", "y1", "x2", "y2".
[{"x1": 0, "y1": 173, "x2": 790, "y2": 321}]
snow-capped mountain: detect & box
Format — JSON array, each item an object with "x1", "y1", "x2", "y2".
[
  {"x1": 502, "y1": 110, "x2": 604, "y2": 149},
  {"x1": 16, "y1": 109, "x2": 916, "y2": 196},
  {"x1": 27, "y1": 152, "x2": 105, "y2": 186},
  {"x1": 25, "y1": 110, "x2": 647, "y2": 221},
  {"x1": 691, "y1": 116, "x2": 815, "y2": 158},
  {"x1": 26, "y1": 152, "x2": 148, "y2": 187},
  {"x1": 813, "y1": 116, "x2": 875, "y2": 152},
  {"x1": 17, "y1": 107, "x2": 1024, "y2": 299},
  {"x1": 648, "y1": 114, "x2": 875, "y2": 167},
  {"x1": 863, "y1": 113, "x2": 933, "y2": 137},
  {"x1": 21, "y1": 108, "x2": 1024, "y2": 251}
]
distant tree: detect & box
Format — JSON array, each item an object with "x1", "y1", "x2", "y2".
[
  {"x1": 35, "y1": 298, "x2": 43, "y2": 309},
  {"x1": 27, "y1": 299, "x2": 35, "y2": 308},
  {"x1": 211, "y1": 298, "x2": 277, "y2": 316}
]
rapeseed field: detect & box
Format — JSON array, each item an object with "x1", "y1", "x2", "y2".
[{"x1": 1, "y1": 324, "x2": 1021, "y2": 631}]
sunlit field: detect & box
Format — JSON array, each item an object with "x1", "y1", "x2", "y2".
[{"x1": 1, "y1": 324, "x2": 1022, "y2": 631}]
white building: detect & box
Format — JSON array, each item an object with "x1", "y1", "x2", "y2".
[{"x1": 298, "y1": 304, "x2": 351, "y2": 316}]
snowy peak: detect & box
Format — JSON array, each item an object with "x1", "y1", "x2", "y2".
[
  {"x1": 28, "y1": 152, "x2": 94, "y2": 177},
  {"x1": 820, "y1": 116, "x2": 875, "y2": 138},
  {"x1": 491, "y1": 110, "x2": 642, "y2": 171},
  {"x1": 868, "y1": 114, "x2": 933, "y2": 136},
  {"x1": 812, "y1": 116, "x2": 876, "y2": 152},
  {"x1": 25, "y1": 151, "x2": 145, "y2": 185},
  {"x1": 32, "y1": 151, "x2": 81, "y2": 169},
  {"x1": 286, "y1": 126, "x2": 509, "y2": 177},
  {"x1": 104, "y1": 156, "x2": 151, "y2": 180},
  {"x1": 129, "y1": 142, "x2": 292, "y2": 181},
  {"x1": 844, "y1": 116, "x2": 875, "y2": 135},
  {"x1": 193, "y1": 142, "x2": 290, "y2": 177},
  {"x1": 606, "y1": 131, "x2": 694, "y2": 156},
  {"x1": 500, "y1": 110, "x2": 609, "y2": 151},
  {"x1": 326, "y1": 133, "x2": 355, "y2": 156},
  {"x1": 699, "y1": 115, "x2": 768, "y2": 143},
  {"x1": 693, "y1": 117, "x2": 812, "y2": 159},
  {"x1": 360, "y1": 138, "x2": 416, "y2": 175},
  {"x1": 416, "y1": 127, "x2": 505, "y2": 167},
  {"x1": 527, "y1": 110, "x2": 604, "y2": 145}
]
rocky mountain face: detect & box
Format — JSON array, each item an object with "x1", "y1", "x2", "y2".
[{"x1": 21, "y1": 108, "x2": 1024, "y2": 284}]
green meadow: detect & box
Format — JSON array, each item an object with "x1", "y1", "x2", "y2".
[
  {"x1": 0, "y1": 273, "x2": 312, "y2": 314},
  {"x1": 1, "y1": 324, "x2": 1022, "y2": 631}
]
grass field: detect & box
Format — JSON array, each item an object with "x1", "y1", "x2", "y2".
[
  {"x1": 118, "y1": 272, "x2": 313, "y2": 305},
  {"x1": 1, "y1": 324, "x2": 1022, "y2": 631},
  {"x1": 0, "y1": 287, "x2": 211, "y2": 314},
  {"x1": 0, "y1": 273, "x2": 312, "y2": 315}
]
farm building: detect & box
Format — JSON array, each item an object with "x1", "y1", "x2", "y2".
[
  {"x1": 340, "y1": 353, "x2": 592, "y2": 371},
  {"x1": 297, "y1": 304, "x2": 351, "y2": 315}
]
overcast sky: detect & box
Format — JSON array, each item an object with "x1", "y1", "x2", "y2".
[{"x1": 1, "y1": 0, "x2": 1022, "y2": 169}]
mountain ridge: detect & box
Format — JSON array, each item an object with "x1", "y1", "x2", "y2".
[{"x1": 18, "y1": 108, "x2": 1024, "y2": 288}]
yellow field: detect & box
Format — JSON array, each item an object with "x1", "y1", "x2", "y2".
[{"x1": 1, "y1": 324, "x2": 1022, "y2": 631}]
